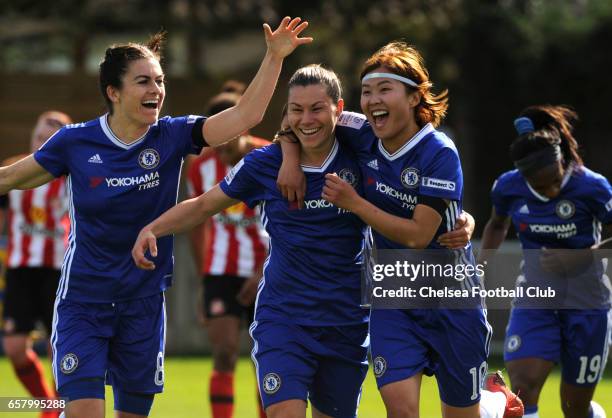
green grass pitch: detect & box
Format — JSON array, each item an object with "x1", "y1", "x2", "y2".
[{"x1": 0, "y1": 356, "x2": 610, "y2": 417}]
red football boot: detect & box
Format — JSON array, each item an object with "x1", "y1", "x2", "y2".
[{"x1": 484, "y1": 371, "x2": 524, "y2": 418}]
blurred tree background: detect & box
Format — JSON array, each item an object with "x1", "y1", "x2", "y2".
[{"x1": 1, "y1": 0, "x2": 612, "y2": 234}]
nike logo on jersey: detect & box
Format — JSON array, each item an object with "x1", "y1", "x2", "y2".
[
  {"x1": 367, "y1": 159, "x2": 379, "y2": 170},
  {"x1": 88, "y1": 154, "x2": 103, "y2": 164},
  {"x1": 518, "y1": 204, "x2": 530, "y2": 214}
]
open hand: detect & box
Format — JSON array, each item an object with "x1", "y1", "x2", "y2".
[{"x1": 264, "y1": 17, "x2": 313, "y2": 59}]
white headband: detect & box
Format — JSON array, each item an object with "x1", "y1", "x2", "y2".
[{"x1": 362, "y1": 72, "x2": 419, "y2": 88}]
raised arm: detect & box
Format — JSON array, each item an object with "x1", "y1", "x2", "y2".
[
  {"x1": 132, "y1": 185, "x2": 239, "y2": 270},
  {"x1": 0, "y1": 155, "x2": 55, "y2": 195},
  {"x1": 203, "y1": 17, "x2": 312, "y2": 145}
]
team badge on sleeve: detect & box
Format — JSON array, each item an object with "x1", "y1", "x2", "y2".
[
  {"x1": 60, "y1": 353, "x2": 79, "y2": 374},
  {"x1": 138, "y1": 149, "x2": 160, "y2": 169},
  {"x1": 555, "y1": 200, "x2": 575, "y2": 219},
  {"x1": 373, "y1": 356, "x2": 387, "y2": 378},
  {"x1": 262, "y1": 373, "x2": 282, "y2": 394},
  {"x1": 401, "y1": 168, "x2": 419, "y2": 189},
  {"x1": 505, "y1": 335, "x2": 521, "y2": 353}
]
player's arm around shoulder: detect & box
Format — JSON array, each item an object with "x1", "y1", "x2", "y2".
[{"x1": 0, "y1": 154, "x2": 54, "y2": 194}]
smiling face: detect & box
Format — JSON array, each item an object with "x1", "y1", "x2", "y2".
[
  {"x1": 360, "y1": 67, "x2": 420, "y2": 145},
  {"x1": 107, "y1": 58, "x2": 165, "y2": 127},
  {"x1": 287, "y1": 84, "x2": 343, "y2": 153}
]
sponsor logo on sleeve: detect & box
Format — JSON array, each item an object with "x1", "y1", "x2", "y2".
[
  {"x1": 421, "y1": 176, "x2": 456, "y2": 191},
  {"x1": 337, "y1": 111, "x2": 366, "y2": 129},
  {"x1": 223, "y1": 158, "x2": 245, "y2": 185}
]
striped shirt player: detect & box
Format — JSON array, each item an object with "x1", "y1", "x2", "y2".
[
  {"x1": 219, "y1": 142, "x2": 370, "y2": 416},
  {"x1": 335, "y1": 111, "x2": 492, "y2": 408},
  {"x1": 33, "y1": 114, "x2": 206, "y2": 397},
  {"x1": 187, "y1": 145, "x2": 268, "y2": 280},
  {"x1": 1, "y1": 176, "x2": 68, "y2": 339},
  {"x1": 491, "y1": 165, "x2": 612, "y2": 386},
  {"x1": 5, "y1": 178, "x2": 68, "y2": 269}
]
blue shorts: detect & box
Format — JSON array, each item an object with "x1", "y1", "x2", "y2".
[
  {"x1": 250, "y1": 320, "x2": 369, "y2": 418},
  {"x1": 504, "y1": 308, "x2": 611, "y2": 387},
  {"x1": 370, "y1": 308, "x2": 492, "y2": 408},
  {"x1": 51, "y1": 293, "x2": 166, "y2": 394}
]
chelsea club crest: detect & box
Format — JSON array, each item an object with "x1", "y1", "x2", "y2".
[
  {"x1": 138, "y1": 148, "x2": 160, "y2": 169},
  {"x1": 263, "y1": 372, "x2": 282, "y2": 394},
  {"x1": 555, "y1": 200, "x2": 575, "y2": 219},
  {"x1": 338, "y1": 168, "x2": 358, "y2": 187},
  {"x1": 373, "y1": 356, "x2": 387, "y2": 378},
  {"x1": 401, "y1": 167, "x2": 419, "y2": 189},
  {"x1": 60, "y1": 353, "x2": 79, "y2": 374}
]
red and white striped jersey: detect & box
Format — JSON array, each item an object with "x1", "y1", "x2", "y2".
[
  {"x1": 4, "y1": 178, "x2": 69, "y2": 269},
  {"x1": 187, "y1": 141, "x2": 269, "y2": 278}
]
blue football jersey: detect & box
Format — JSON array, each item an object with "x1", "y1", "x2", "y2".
[
  {"x1": 34, "y1": 114, "x2": 206, "y2": 302},
  {"x1": 335, "y1": 111, "x2": 466, "y2": 251},
  {"x1": 219, "y1": 141, "x2": 368, "y2": 326},
  {"x1": 491, "y1": 165, "x2": 612, "y2": 308},
  {"x1": 491, "y1": 166, "x2": 612, "y2": 249}
]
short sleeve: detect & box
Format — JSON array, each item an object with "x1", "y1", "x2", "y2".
[
  {"x1": 587, "y1": 175, "x2": 612, "y2": 224},
  {"x1": 419, "y1": 146, "x2": 462, "y2": 201},
  {"x1": 163, "y1": 115, "x2": 208, "y2": 156},
  {"x1": 219, "y1": 150, "x2": 267, "y2": 209},
  {"x1": 490, "y1": 175, "x2": 513, "y2": 217},
  {"x1": 34, "y1": 128, "x2": 69, "y2": 177},
  {"x1": 335, "y1": 111, "x2": 376, "y2": 155}
]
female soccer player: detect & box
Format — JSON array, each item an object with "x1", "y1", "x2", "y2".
[
  {"x1": 0, "y1": 17, "x2": 310, "y2": 418},
  {"x1": 481, "y1": 105, "x2": 611, "y2": 418},
  {"x1": 277, "y1": 43, "x2": 522, "y2": 418},
  {"x1": 134, "y1": 65, "x2": 370, "y2": 418}
]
